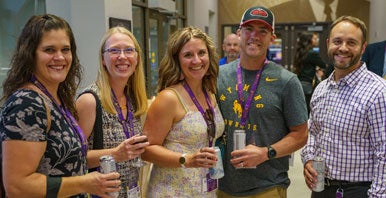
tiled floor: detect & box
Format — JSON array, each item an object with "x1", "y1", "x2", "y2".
[{"x1": 287, "y1": 150, "x2": 312, "y2": 198}]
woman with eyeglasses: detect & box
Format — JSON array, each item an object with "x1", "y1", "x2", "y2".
[
  {"x1": 76, "y1": 26, "x2": 149, "y2": 198},
  {"x1": 0, "y1": 14, "x2": 120, "y2": 198},
  {"x1": 141, "y1": 26, "x2": 225, "y2": 197}
]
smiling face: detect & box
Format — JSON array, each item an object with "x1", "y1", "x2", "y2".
[
  {"x1": 103, "y1": 32, "x2": 138, "y2": 81},
  {"x1": 238, "y1": 21, "x2": 275, "y2": 59},
  {"x1": 178, "y1": 37, "x2": 209, "y2": 83},
  {"x1": 327, "y1": 21, "x2": 366, "y2": 72},
  {"x1": 34, "y1": 29, "x2": 72, "y2": 89},
  {"x1": 223, "y1": 34, "x2": 240, "y2": 60}
]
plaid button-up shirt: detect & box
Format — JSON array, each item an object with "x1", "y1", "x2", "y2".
[{"x1": 301, "y1": 63, "x2": 386, "y2": 197}]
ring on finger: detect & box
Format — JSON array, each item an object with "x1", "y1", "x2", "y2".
[{"x1": 240, "y1": 162, "x2": 244, "y2": 167}]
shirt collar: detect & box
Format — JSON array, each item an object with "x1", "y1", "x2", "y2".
[{"x1": 326, "y1": 62, "x2": 367, "y2": 88}]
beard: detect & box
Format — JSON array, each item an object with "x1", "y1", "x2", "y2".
[
  {"x1": 227, "y1": 51, "x2": 238, "y2": 59},
  {"x1": 328, "y1": 48, "x2": 362, "y2": 70}
]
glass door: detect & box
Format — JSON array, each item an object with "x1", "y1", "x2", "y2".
[
  {"x1": 0, "y1": 0, "x2": 45, "y2": 101},
  {"x1": 148, "y1": 10, "x2": 175, "y2": 97}
]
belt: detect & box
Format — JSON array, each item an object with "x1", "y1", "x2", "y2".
[{"x1": 325, "y1": 178, "x2": 371, "y2": 187}]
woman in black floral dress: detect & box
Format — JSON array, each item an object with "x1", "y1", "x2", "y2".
[{"x1": 0, "y1": 14, "x2": 120, "y2": 198}]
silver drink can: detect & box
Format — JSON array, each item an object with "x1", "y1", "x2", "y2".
[
  {"x1": 99, "y1": 155, "x2": 119, "y2": 198},
  {"x1": 209, "y1": 146, "x2": 224, "y2": 179},
  {"x1": 233, "y1": 129, "x2": 246, "y2": 151},
  {"x1": 312, "y1": 156, "x2": 325, "y2": 192}
]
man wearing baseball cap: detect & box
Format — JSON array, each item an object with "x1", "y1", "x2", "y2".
[{"x1": 216, "y1": 6, "x2": 308, "y2": 197}]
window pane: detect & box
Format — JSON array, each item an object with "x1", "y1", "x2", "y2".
[
  {"x1": 176, "y1": 0, "x2": 184, "y2": 15},
  {"x1": 149, "y1": 18, "x2": 158, "y2": 96},
  {"x1": 0, "y1": 0, "x2": 45, "y2": 97},
  {"x1": 132, "y1": 6, "x2": 145, "y2": 53}
]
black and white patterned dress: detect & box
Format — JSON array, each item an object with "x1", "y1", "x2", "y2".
[
  {"x1": 82, "y1": 83, "x2": 142, "y2": 198},
  {"x1": 0, "y1": 89, "x2": 87, "y2": 198}
]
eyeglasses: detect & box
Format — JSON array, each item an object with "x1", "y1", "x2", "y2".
[{"x1": 103, "y1": 47, "x2": 137, "y2": 57}]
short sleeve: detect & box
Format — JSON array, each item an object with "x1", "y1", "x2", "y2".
[
  {"x1": 0, "y1": 90, "x2": 49, "y2": 142},
  {"x1": 282, "y1": 75, "x2": 308, "y2": 127}
]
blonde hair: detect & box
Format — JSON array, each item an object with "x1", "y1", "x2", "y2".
[{"x1": 96, "y1": 26, "x2": 147, "y2": 116}]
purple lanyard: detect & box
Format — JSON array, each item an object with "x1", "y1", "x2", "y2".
[
  {"x1": 236, "y1": 59, "x2": 268, "y2": 128},
  {"x1": 30, "y1": 75, "x2": 87, "y2": 157},
  {"x1": 111, "y1": 89, "x2": 134, "y2": 138},
  {"x1": 182, "y1": 81, "x2": 216, "y2": 146}
]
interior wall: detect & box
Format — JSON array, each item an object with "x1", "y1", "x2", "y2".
[
  {"x1": 369, "y1": 0, "x2": 386, "y2": 43},
  {"x1": 217, "y1": 0, "x2": 370, "y2": 49},
  {"x1": 187, "y1": 0, "x2": 218, "y2": 45}
]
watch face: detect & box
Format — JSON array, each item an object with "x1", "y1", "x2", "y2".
[
  {"x1": 179, "y1": 156, "x2": 185, "y2": 164},
  {"x1": 268, "y1": 147, "x2": 276, "y2": 159},
  {"x1": 269, "y1": 150, "x2": 275, "y2": 157}
]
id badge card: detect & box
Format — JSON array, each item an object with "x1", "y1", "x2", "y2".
[
  {"x1": 127, "y1": 183, "x2": 140, "y2": 198},
  {"x1": 202, "y1": 173, "x2": 218, "y2": 193}
]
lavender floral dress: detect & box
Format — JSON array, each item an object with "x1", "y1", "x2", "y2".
[{"x1": 146, "y1": 88, "x2": 225, "y2": 198}]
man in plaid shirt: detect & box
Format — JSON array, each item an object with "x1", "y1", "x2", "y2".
[{"x1": 301, "y1": 16, "x2": 386, "y2": 198}]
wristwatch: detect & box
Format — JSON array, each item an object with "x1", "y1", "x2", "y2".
[
  {"x1": 179, "y1": 153, "x2": 187, "y2": 168},
  {"x1": 267, "y1": 145, "x2": 277, "y2": 160}
]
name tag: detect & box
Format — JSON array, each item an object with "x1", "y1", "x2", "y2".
[
  {"x1": 202, "y1": 173, "x2": 218, "y2": 193},
  {"x1": 127, "y1": 182, "x2": 140, "y2": 198}
]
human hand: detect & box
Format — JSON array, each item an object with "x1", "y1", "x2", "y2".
[
  {"x1": 83, "y1": 171, "x2": 120, "y2": 197},
  {"x1": 230, "y1": 144, "x2": 266, "y2": 168},
  {"x1": 112, "y1": 135, "x2": 149, "y2": 162},
  {"x1": 186, "y1": 147, "x2": 217, "y2": 168},
  {"x1": 303, "y1": 160, "x2": 318, "y2": 190}
]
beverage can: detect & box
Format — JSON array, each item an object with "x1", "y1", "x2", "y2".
[
  {"x1": 209, "y1": 147, "x2": 224, "y2": 179},
  {"x1": 233, "y1": 129, "x2": 246, "y2": 151},
  {"x1": 312, "y1": 156, "x2": 325, "y2": 192},
  {"x1": 99, "y1": 155, "x2": 117, "y2": 174},
  {"x1": 99, "y1": 155, "x2": 119, "y2": 198}
]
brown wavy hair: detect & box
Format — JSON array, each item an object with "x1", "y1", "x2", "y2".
[
  {"x1": 2, "y1": 14, "x2": 82, "y2": 117},
  {"x1": 157, "y1": 26, "x2": 219, "y2": 94},
  {"x1": 293, "y1": 32, "x2": 315, "y2": 75}
]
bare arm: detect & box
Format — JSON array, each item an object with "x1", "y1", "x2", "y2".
[
  {"x1": 271, "y1": 122, "x2": 308, "y2": 158},
  {"x1": 76, "y1": 93, "x2": 97, "y2": 138},
  {"x1": 76, "y1": 93, "x2": 148, "y2": 168},
  {"x1": 141, "y1": 90, "x2": 184, "y2": 167},
  {"x1": 2, "y1": 141, "x2": 120, "y2": 197},
  {"x1": 76, "y1": 93, "x2": 99, "y2": 168},
  {"x1": 142, "y1": 90, "x2": 216, "y2": 168},
  {"x1": 3, "y1": 141, "x2": 47, "y2": 197},
  {"x1": 230, "y1": 122, "x2": 308, "y2": 168}
]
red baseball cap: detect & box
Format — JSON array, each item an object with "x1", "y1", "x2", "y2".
[{"x1": 240, "y1": 6, "x2": 275, "y2": 33}]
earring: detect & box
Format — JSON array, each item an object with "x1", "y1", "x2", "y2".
[{"x1": 179, "y1": 72, "x2": 184, "y2": 80}]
